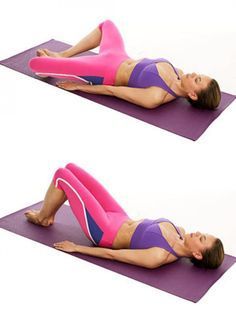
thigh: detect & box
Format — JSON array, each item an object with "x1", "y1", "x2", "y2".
[
  {"x1": 65, "y1": 163, "x2": 128, "y2": 215},
  {"x1": 53, "y1": 167, "x2": 110, "y2": 245}
]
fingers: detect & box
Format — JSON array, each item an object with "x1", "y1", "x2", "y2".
[
  {"x1": 56, "y1": 81, "x2": 79, "y2": 91},
  {"x1": 53, "y1": 242, "x2": 64, "y2": 250},
  {"x1": 56, "y1": 81, "x2": 67, "y2": 88},
  {"x1": 54, "y1": 240, "x2": 66, "y2": 247},
  {"x1": 53, "y1": 240, "x2": 74, "y2": 250},
  {"x1": 56, "y1": 81, "x2": 74, "y2": 91}
]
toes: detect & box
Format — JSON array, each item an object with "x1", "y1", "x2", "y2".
[
  {"x1": 36, "y1": 49, "x2": 42, "y2": 56},
  {"x1": 43, "y1": 49, "x2": 49, "y2": 55},
  {"x1": 24, "y1": 210, "x2": 33, "y2": 217},
  {"x1": 24, "y1": 210, "x2": 39, "y2": 223},
  {"x1": 36, "y1": 49, "x2": 48, "y2": 57}
]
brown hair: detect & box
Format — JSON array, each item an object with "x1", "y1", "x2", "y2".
[
  {"x1": 191, "y1": 238, "x2": 224, "y2": 269},
  {"x1": 188, "y1": 79, "x2": 221, "y2": 110}
]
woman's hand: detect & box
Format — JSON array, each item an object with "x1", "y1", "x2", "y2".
[
  {"x1": 56, "y1": 81, "x2": 113, "y2": 95},
  {"x1": 54, "y1": 240, "x2": 78, "y2": 252},
  {"x1": 56, "y1": 81, "x2": 82, "y2": 91}
]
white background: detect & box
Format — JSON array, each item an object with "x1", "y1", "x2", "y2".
[{"x1": 0, "y1": 0, "x2": 235, "y2": 312}]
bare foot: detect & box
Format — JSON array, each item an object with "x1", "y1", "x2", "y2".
[
  {"x1": 24, "y1": 210, "x2": 54, "y2": 227},
  {"x1": 36, "y1": 49, "x2": 61, "y2": 58}
]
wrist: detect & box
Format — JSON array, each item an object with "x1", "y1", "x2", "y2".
[{"x1": 75, "y1": 244, "x2": 82, "y2": 253}]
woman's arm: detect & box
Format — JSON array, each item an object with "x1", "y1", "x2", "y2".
[
  {"x1": 54, "y1": 240, "x2": 167, "y2": 269},
  {"x1": 110, "y1": 86, "x2": 163, "y2": 109},
  {"x1": 56, "y1": 81, "x2": 163, "y2": 109}
]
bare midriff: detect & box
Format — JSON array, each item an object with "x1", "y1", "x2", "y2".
[
  {"x1": 114, "y1": 58, "x2": 142, "y2": 86},
  {"x1": 112, "y1": 218, "x2": 144, "y2": 249}
]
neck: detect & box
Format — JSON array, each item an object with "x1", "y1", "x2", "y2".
[
  {"x1": 173, "y1": 237, "x2": 193, "y2": 258},
  {"x1": 170, "y1": 79, "x2": 188, "y2": 98}
]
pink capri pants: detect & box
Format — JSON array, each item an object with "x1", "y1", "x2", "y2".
[
  {"x1": 53, "y1": 163, "x2": 130, "y2": 248},
  {"x1": 29, "y1": 20, "x2": 130, "y2": 85}
]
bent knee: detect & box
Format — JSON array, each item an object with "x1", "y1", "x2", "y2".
[
  {"x1": 65, "y1": 162, "x2": 75, "y2": 170},
  {"x1": 53, "y1": 167, "x2": 66, "y2": 189},
  {"x1": 28, "y1": 57, "x2": 50, "y2": 73},
  {"x1": 28, "y1": 57, "x2": 37, "y2": 71},
  {"x1": 53, "y1": 167, "x2": 69, "y2": 181},
  {"x1": 98, "y1": 19, "x2": 115, "y2": 31}
]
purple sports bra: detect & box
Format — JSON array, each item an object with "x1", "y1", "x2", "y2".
[
  {"x1": 128, "y1": 58, "x2": 180, "y2": 97},
  {"x1": 130, "y1": 218, "x2": 183, "y2": 258}
]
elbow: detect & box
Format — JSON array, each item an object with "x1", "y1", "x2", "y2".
[
  {"x1": 146, "y1": 103, "x2": 160, "y2": 109},
  {"x1": 106, "y1": 85, "x2": 115, "y2": 96},
  {"x1": 141, "y1": 101, "x2": 160, "y2": 109},
  {"x1": 146, "y1": 264, "x2": 158, "y2": 269},
  {"x1": 145, "y1": 260, "x2": 161, "y2": 269},
  {"x1": 107, "y1": 249, "x2": 117, "y2": 260}
]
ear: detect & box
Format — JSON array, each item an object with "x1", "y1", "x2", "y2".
[
  {"x1": 188, "y1": 91, "x2": 198, "y2": 101},
  {"x1": 192, "y1": 251, "x2": 203, "y2": 260}
]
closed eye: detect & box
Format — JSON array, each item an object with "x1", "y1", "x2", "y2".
[{"x1": 195, "y1": 77, "x2": 201, "y2": 83}]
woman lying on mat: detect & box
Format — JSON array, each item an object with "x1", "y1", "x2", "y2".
[
  {"x1": 25, "y1": 163, "x2": 224, "y2": 269},
  {"x1": 29, "y1": 20, "x2": 221, "y2": 110}
]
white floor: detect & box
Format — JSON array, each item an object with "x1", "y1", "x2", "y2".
[{"x1": 0, "y1": 0, "x2": 235, "y2": 313}]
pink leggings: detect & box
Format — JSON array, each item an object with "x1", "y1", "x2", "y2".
[
  {"x1": 53, "y1": 163, "x2": 130, "y2": 248},
  {"x1": 29, "y1": 20, "x2": 130, "y2": 85}
]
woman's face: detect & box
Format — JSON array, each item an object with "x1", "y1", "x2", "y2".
[
  {"x1": 185, "y1": 231, "x2": 216, "y2": 260},
  {"x1": 181, "y1": 73, "x2": 212, "y2": 99}
]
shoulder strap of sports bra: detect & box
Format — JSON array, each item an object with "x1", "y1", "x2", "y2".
[
  {"x1": 154, "y1": 58, "x2": 180, "y2": 79},
  {"x1": 150, "y1": 58, "x2": 179, "y2": 97},
  {"x1": 156, "y1": 218, "x2": 183, "y2": 240}
]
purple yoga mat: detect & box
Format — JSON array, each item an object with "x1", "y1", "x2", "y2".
[
  {"x1": 0, "y1": 201, "x2": 235, "y2": 302},
  {"x1": 0, "y1": 39, "x2": 235, "y2": 140}
]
